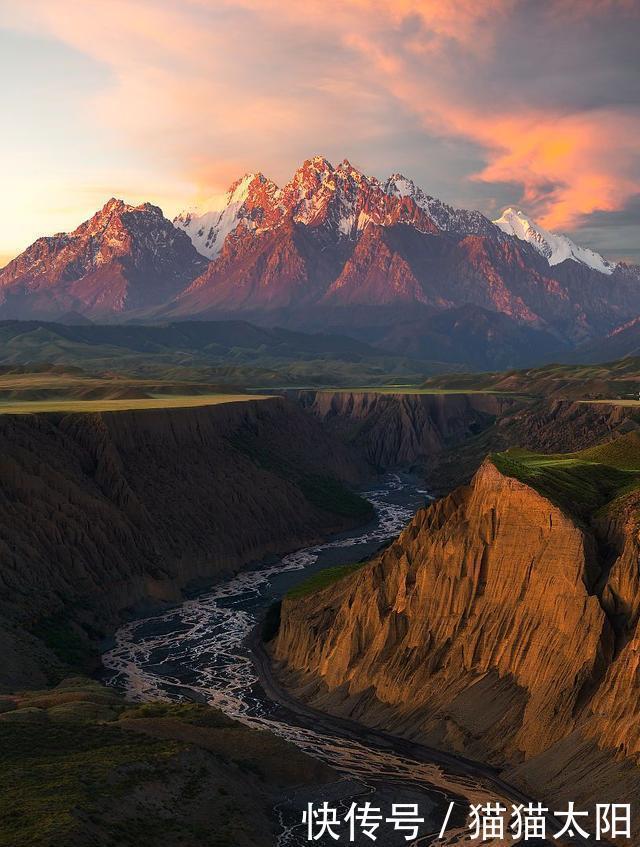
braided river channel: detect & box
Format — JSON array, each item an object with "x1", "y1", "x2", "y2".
[{"x1": 103, "y1": 474, "x2": 555, "y2": 847}]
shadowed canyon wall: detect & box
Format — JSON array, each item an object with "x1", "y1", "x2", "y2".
[
  {"x1": 295, "y1": 390, "x2": 513, "y2": 469},
  {"x1": 0, "y1": 397, "x2": 368, "y2": 689},
  {"x1": 296, "y1": 391, "x2": 640, "y2": 494},
  {"x1": 426, "y1": 398, "x2": 640, "y2": 493}
]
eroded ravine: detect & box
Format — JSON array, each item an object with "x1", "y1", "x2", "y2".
[{"x1": 102, "y1": 475, "x2": 550, "y2": 846}]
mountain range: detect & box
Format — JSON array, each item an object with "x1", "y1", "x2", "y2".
[{"x1": 2, "y1": 156, "x2": 639, "y2": 368}]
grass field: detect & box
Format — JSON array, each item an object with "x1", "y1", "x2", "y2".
[
  {"x1": 420, "y1": 357, "x2": 640, "y2": 400},
  {"x1": 317, "y1": 386, "x2": 500, "y2": 395},
  {"x1": 491, "y1": 432, "x2": 640, "y2": 520},
  {"x1": 0, "y1": 393, "x2": 271, "y2": 415},
  {"x1": 579, "y1": 399, "x2": 640, "y2": 407}
]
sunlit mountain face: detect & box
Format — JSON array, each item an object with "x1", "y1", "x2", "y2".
[{"x1": 1, "y1": 156, "x2": 638, "y2": 369}]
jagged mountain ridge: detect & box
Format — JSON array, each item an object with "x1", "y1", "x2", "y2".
[
  {"x1": 494, "y1": 207, "x2": 617, "y2": 274},
  {"x1": 173, "y1": 156, "x2": 449, "y2": 261},
  {"x1": 166, "y1": 157, "x2": 639, "y2": 342},
  {"x1": 0, "y1": 199, "x2": 207, "y2": 320},
  {"x1": 2, "y1": 157, "x2": 639, "y2": 366}
]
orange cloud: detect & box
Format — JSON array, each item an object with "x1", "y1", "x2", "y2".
[
  {"x1": 341, "y1": 14, "x2": 640, "y2": 229},
  {"x1": 471, "y1": 111, "x2": 640, "y2": 229}
]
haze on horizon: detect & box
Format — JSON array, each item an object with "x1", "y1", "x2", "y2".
[{"x1": 1, "y1": 0, "x2": 639, "y2": 265}]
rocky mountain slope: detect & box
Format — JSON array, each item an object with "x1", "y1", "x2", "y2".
[
  {"x1": 570, "y1": 315, "x2": 640, "y2": 363},
  {"x1": 0, "y1": 397, "x2": 368, "y2": 690},
  {"x1": 294, "y1": 387, "x2": 640, "y2": 493},
  {"x1": 273, "y1": 434, "x2": 640, "y2": 823},
  {"x1": 0, "y1": 199, "x2": 207, "y2": 320},
  {"x1": 168, "y1": 158, "x2": 640, "y2": 348}
]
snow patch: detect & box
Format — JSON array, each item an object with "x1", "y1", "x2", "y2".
[
  {"x1": 384, "y1": 173, "x2": 497, "y2": 237},
  {"x1": 174, "y1": 174, "x2": 267, "y2": 259}
]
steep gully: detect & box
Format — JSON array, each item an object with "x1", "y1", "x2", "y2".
[
  {"x1": 103, "y1": 473, "x2": 586, "y2": 847},
  {"x1": 0, "y1": 396, "x2": 367, "y2": 689}
]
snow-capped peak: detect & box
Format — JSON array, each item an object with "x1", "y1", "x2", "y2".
[
  {"x1": 177, "y1": 159, "x2": 620, "y2": 267},
  {"x1": 493, "y1": 207, "x2": 616, "y2": 275},
  {"x1": 173, "y1": 173, "x2": 282, "y2": 259}
]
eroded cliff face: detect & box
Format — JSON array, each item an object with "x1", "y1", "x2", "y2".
[
  {"x1": 296, "y1": 391, "x2": 640, "y2": 498},
  {"x1": 296, "y1": 390, "x2": 513, "y2": 469},
  {"x1": 0, "y1": 397, "x2": 367, "y2": 689},
  {"x1": 274, "y1": 458, "x2": 640, "y2": 813}
]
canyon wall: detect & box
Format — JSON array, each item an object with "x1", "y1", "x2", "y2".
[
  {"x1": 0, "y1": 397, "x2": 367, "y2": 689},
  {"x1": 295, "y1": 390, "x2": 512, "y2": 469},
  {"x1": 274, "y1": 456, "x2": 640, "y2": 816},
  {"x1": 296, "y1": 391, "x2": 640, "y2": 495}
]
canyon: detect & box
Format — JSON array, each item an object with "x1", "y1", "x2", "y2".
[
  {"x1": 295, "y1": 389, "x2": 514, "y2": 469},
  {"x1": 1, "y1": 384, "x2": 639, "y2": 844},
  {"x1": 297, "y1": 389, "x2": 640, "y2": 491},
  {"x1": 0, "y1": 396, "x2": 369, "y2": 690},
  {"x1": 2, "y1": 388, "x2": 638, "y2": 693}
]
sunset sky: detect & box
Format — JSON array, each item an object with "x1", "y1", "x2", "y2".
[{"x1": 1, "y1": 0, "x2": 639, "y2": 265}]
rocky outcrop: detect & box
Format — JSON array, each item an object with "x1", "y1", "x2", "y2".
[
  {"x1": 274, "y1": 455, "x2": 640, "y2": 817},
  {"x1": 296, "y1": 390, "x2": 514, "y2": 469},
  {"x1": 0, "y1": 397, "x2": 367, "y2": 689}
]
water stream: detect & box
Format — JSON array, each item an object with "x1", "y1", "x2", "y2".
[{"x1": 102, "y1": 474, "x2": 533, "y2": 846}]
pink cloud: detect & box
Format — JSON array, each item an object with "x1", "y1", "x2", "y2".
[{"x1": 2, "y1": 0, "x2": 639, "y2": 236}]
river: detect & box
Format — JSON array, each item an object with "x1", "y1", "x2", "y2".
[{"x1": 102, "y1": 474, "x2": 554, "y2": 847}]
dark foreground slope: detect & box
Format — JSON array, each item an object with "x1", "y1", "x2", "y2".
[
  {"x1": 274, "y1": 434, "x2": 640, "y2": 831},
  {"x1": 0, "y1": 679, "x2": 334, "y2": 847},
  {"x1": 0, "y1": 397, "x2": 369, "y2": 689}
]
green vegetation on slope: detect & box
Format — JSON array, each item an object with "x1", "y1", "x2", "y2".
[
  {"x1": 421, "y1": 356, "x2": 640, "y2": 401},
  {"x1": 491, "y1": 432, "x2": 640, "y2": 520},
  {"x1": 30, "y1": 617, "x2": 98, "y2": 676},
  {"x1": 0, "y1": 680, "x2": 175, "y2": 847},
  {"x1": 286, "y1": 563, "x2": 366, "y2": 600},
  {"x1": 0, "y1": 678, "x2": 332, "y2": 847},
  {"x1": 228, "y1": 432, "x2": 373, "y2": 522},
  {"x1": 0, "y1": 320, "x2": 449, "y2": 387},
  {"x1": 298, "y1": 475, "x2": 374, "y2": 520}
]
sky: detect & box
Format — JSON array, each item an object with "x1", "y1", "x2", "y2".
[{"x1": 1, "y1": 0, "x2": 639, "y2": 265}]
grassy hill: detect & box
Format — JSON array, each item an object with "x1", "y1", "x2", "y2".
[
  {"x1": 491, "y1": 432, "x2": 640, "y2": 521},
  {"x1": 0, "y1": 678, "x2": 333, "y2": 847},
  {"x1": 420, "y1": 357, "x2": 640, "y2": 401},
  {"x1": 0, "y1": 320, "x2": 454, "y2": 387}
]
